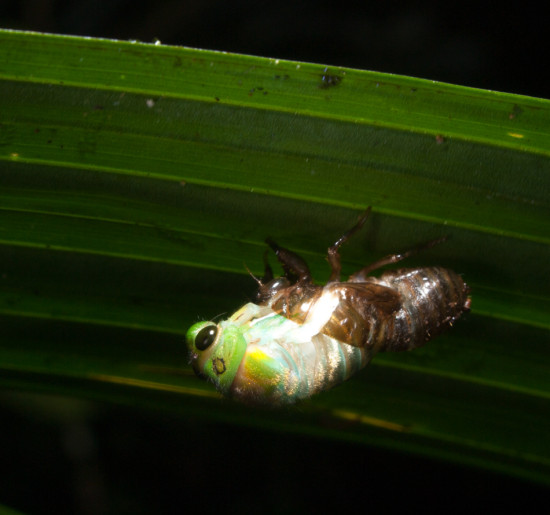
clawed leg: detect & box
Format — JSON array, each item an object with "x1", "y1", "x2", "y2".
[
  {"x1": 266, "y1": 237, "x2": 311, "y2": 282},
  {"x1": 327, "y1": 207, "x2": 371, "y2": 283},
  {"x1": 265, "y1": 207, "x2": 447, "y2": 286},
  {"x1": 349, "y1": 236, "x2": 447, "y2": 282}
]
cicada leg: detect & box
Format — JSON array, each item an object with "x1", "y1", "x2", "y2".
[
  {"x1": 327, "y1": 207, "x2": 371, "y2": 283},
  {"x1": 266, "y1": 237, "x2": 311, "y2": 282},
  {"x1": 349, "y1": 236, "x2": 447, "y2": 282}
]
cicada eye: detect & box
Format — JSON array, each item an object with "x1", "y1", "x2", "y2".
[{"x1": 195, "y1": 324, "x2": 218, "y2": 351}]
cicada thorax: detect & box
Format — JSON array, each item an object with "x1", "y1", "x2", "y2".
[
  {"x1": 258, "y1": 279, "x2": 322, "y2": 321},
  {"x1": 259, "y1": 279, "x2": 395, "y2": 348}
]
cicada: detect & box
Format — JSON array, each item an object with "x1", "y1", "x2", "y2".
[{"x1": 186, "y1": 208, "x2": 471, "y2": 406}]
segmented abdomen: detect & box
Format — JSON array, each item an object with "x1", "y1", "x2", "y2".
[
  {"x1": 273, "y1": 267, "x2": 470, "y2": 353},
  {"x1": 228, "y1": 308, "x2": 372, "y2": 405},
  {"x1": 371, "y1": 267, "x2": 470, "y2": 352},
  {"x1": 260, "y1": 267, "x2": 469, "y2": 358}
]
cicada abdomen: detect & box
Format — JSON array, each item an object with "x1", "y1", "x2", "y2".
[
  {"x1": 363, "y1": 266, "x2": 471, "y2": 352},
  {"x1": 186, "y1": 208, "x2": 471, "y2": 406}
]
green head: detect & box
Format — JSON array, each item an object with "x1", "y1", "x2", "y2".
[{"x1": 186, "y1": 320, "x2": 248, "y2": 395}]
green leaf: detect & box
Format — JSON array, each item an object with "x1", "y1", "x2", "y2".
[{"x1": 1, "y1": 29, "x2": 549, "y2": 486}]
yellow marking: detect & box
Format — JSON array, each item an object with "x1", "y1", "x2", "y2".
[
  {"x1": 244, "y1": 348, "x2": 282, "y2": 386},
  {"x1": 331, "y1": 409, "x2": 411, "y2": 432},
  {"x1": 247, "y1": 347, "x2": 268, "y2": 360},
  {"x1": 87, "y1": 374, "x2": 220, "y2": 398},
  {"x1": 507, "y1": 132, "x2": 524, "y2": 139}
]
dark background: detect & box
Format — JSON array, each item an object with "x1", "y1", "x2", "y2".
[{"x1": 1, "y1": 2, "x2": 548, "y2": 513}]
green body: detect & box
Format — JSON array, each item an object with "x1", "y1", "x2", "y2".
[{"x1": 187, "y1": 302, "x2": 371, "y2": 405}]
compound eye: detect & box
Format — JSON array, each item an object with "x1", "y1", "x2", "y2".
[{"x1": 195, "y1": 324, "x2": 218, "y2": 351}]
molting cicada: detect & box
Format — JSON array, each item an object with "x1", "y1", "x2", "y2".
[{"x1": 186, "y1": 208, "x2": 471, "y2": 406}]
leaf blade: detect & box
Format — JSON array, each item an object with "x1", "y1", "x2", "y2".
[{"x1": 1, "y1": 29, "x2": 549, "y2": 486}]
